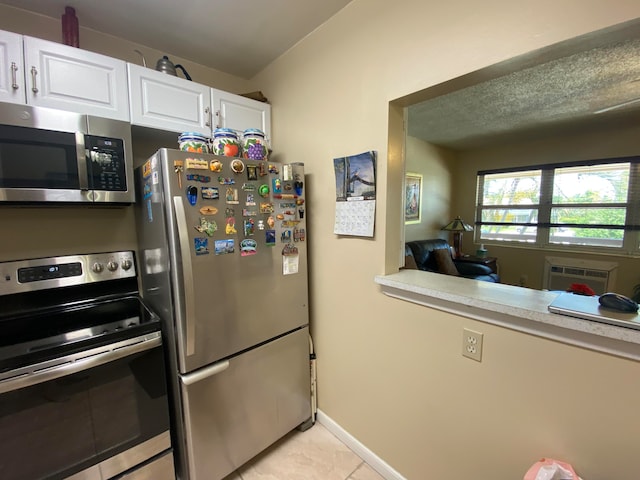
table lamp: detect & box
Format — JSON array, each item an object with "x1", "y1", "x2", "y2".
[{"x1": 442, "y1": 216, "x2": 474, "y2": 258}]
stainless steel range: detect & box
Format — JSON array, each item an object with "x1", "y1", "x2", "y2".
[{"x1": 0, "y1": 251, "x2": 174, "y2": 480}]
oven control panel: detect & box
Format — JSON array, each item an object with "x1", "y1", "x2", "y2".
[{"x1": 0, "y1": 251, "x2": 136, "y2": 296}]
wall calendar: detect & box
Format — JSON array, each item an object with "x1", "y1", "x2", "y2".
[{"x1": 333, "y1": 151, "x2": 376, "y2": 237}]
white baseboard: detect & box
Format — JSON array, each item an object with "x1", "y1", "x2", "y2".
[{"x1": 316, "y1": 409, "x2": 407, "y2": 480}]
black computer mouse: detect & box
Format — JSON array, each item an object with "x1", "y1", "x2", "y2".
[{"x1": 598, "y1": 293, "x2": 639, "y2": 313}]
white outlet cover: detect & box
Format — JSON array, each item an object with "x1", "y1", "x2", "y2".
[{"x1": 462, "y1": 328, "x2": 483, "y2": 361}]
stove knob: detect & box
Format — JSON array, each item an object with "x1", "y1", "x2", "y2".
[
  {"x1": 92, "y1": 262, "x2": 104, "y2": 273},
  {"x1": 107, "y1": 261, "x2": 119, "y2": 272},
  {"x1": 121, "y1": 259, "x2": 133, "y2": 271}
]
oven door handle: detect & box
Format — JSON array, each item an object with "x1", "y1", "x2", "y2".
[{"x1": 0, "y1": 333, "x2": 161, "y2": 395}]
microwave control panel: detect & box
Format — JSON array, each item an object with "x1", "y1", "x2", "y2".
[{"x1": 86, "y1": 135, "x2": 127, "y2": 192}]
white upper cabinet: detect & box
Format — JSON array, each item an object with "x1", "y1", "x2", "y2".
[
  {"x1": 211, "y1": 89, "x2": 272, "y2": 144},
  {"x1": 0, "y1": 30, "x2": 24, "y2": 105},
  {"x1": 128, "y1": 63, "x2": 212, "y2": 135},
  {"x1": 23, "y1": 36, "x2": 129, "y2": 121},
  {"x1": 0, "y1": 28, "x2": 273, "y2": 140}
]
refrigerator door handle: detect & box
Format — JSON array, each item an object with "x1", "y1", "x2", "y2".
[
  {"x1": 173, "y1": 195, "x2": 196, "y2": 356},
  {"x1": 180, "y1": 360, "x2": 230, "y2": 386}
]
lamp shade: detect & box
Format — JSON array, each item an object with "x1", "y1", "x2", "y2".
[{"x1": 442, "y1": 216, "x2": 473, "y2": 232}]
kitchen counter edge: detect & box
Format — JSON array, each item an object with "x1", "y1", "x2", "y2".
[{"x1": 375, "y1": 270, "x2": 640, "y2": 362}]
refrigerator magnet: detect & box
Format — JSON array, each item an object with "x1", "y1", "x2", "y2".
[
  {"x1": 194, "y1": 237, "x2": 209, "y2": 255},
  {"x1": 282, "y1": 246, "x2": 299, "y2": 275},
  {"x1": 272, "y1": 178, "x2": 282, "y2": 194},
  {"x1": 265, "y1": 230, "x2": 276, "y2": 246},
  {"x1": 201, "y1": 187, "x2": 219, "y2": 199},
  {"x1": 240, "y1": 239, "x2": 257, "y2": 256},
  {"x1": 199, "y1": 206, "x2": 218, "y2": 215},
  {"x1": 218, "y1": 176, "x2": 235, "y2": 185},
  {"x1": 194, "y1": 218, "x2": 217, "y2": 237},
  {"x1": 231, "y1": 159, "x2": 245, "y2": 173},
  {"x1": 225, "y1": 187, "x2": 239, "y2": 204},
  {"x1": 283, "y1": 164, "x2": 292, "y2": 181},
  {"x1": 174, "y1": 160, "x2": 184, "y2": 188},
  {"x1": 187, "y1": 174, "x2": 211, "y2": 183},
  {"x1": 281, "y1": 230, "x2": 292, "y2": 242},
  {"x1": 186, "y1": 185, "x2": 198, "y2": 206},
  {"x1": 185, "y1": 158, "x2": 208, "y2": 170},
  {"x1": 260, "y1": 203, "x2": 274, "y2": 214},
  {"x1": 214, "y1": 239, "x2": 235, "y2": 255},
  {"x1": 142, "y1": 181, "x2": 152, "y2": 200},
  {"x1": 225, "y1": 217, "x2": 237, "y2": 234},
  {"x1": 243, "y1": 219, "x2": 255, "y2": 236}
]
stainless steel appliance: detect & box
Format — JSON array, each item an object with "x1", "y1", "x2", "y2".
[
  {"x1": 0, "y1": 104, "x2": 134, "y2": 204},
  {"x1": 0, "y1": 251, "x2": 174, "y2": 480},
  {"x1": 134, "y1": 149, "x2": 311, "y2": 480}
]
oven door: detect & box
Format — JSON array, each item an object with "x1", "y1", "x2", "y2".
[
  {"x1": 0, "y1": 103, "x2": 91, "y2": 203},
  {"x1": 0, "y1": 336, "x2": 171, "y2": 480}
]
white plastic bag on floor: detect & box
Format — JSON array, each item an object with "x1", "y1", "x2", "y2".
[{"x1": 524, "y1": 458, "x2": 583, "y2": 480}]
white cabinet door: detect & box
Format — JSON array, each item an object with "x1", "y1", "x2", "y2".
[
  {"x1": 211, "y1": 88, "x2": 272, "y2": 144},
  {"x1": 23, "y1": 36, "x2": 129, "y2": 121},
  {"x1": 128, "y1": 63, "x2": 212, "y2": 135},
  {"x1": 0, "y1": 30, "x2": 25, "y2": 105}
]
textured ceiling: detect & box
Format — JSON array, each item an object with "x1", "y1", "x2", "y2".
[
  {"x1": 408, "y1": 28, "x2": 640, "y2": 150},
  {"x1": 0, "y1": 0, "x2": 353, "y2": 78}
]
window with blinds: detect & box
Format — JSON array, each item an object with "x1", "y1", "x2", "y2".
[{"x1": 476, "y1": 157, "x2": 640, "y2": 252}]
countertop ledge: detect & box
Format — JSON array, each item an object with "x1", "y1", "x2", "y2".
[{"x1": 375, "y1": 270, "x2": 640, "y2": 362}]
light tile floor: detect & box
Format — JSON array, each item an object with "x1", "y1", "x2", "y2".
[{"x1": 223, "y1": 422, "x2": 385, "y2": 480}]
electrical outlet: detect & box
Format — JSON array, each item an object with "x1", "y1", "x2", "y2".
[{"x1": 462, "y1": 328, "x2": 483, "y2": 362}]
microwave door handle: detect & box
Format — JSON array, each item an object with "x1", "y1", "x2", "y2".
[
  {"x1": 76, "y1": 132, "x2": 89, "y2": 190},
  {"x1": 173, "y1": 195, "x2": 196, "y2": 356}
]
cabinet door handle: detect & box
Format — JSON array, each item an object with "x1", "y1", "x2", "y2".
[
  {"x1": 215, "y1": 110, "x2": 220, "y2": 128},
  {"x1": 10, "y1": 62, "x2": 18, "y2": 90},
  {"x1": 205, "y1": 106, "x2": 211, "y2": 127},
  {"x1": 30, "y1": 66, "x2": 38, "y2": 93}
]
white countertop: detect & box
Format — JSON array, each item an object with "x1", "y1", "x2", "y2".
[{"x1": 375, "y1": 270, "x2": 640, "y2": 361}]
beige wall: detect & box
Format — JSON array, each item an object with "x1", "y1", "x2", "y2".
[
  {"x1": 253, "y1": 1, "x2": 640, "y2": 478},
  {"x1": 404, "y1": 135, "x2": 456, "y2": 242},
  {"x1": 2, "y1": 1, "x2": 640, "y2": 479},
  {"x1": 454, "y1": 120, "x2": 640, "y2": 292}
]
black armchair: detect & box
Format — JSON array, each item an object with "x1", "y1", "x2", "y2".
[{"x1": 405, "y1": 239, "x2": 499, "y2": 283}]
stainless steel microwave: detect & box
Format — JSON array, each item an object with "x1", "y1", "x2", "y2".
[{"x1": 0, "y1": 104, "x2": 134, "y2": 204}]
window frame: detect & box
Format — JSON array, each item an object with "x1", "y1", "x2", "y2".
[{"x1": 475, "y1": 156, "x2": 640, "y2": 254}]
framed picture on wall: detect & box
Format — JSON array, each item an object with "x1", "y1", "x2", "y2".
[{"x1": 405, "y1": 173, "x2": 422, "y2": 224}]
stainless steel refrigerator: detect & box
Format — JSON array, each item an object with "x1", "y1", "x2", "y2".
[{"x1": 133, "y1": 148, "x2": 311, "y2": 480}]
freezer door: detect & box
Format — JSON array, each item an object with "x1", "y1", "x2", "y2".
[
  {"x1": 144, "y1": 149, "x2": 309, "y2": 373},
  {"x1": 179, "y1": 327, "x2": 311, "y2": 480}
]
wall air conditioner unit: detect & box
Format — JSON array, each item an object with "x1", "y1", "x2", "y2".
[{"x1": 543, "y1": 256, "x2": 618, "y2": 295}]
